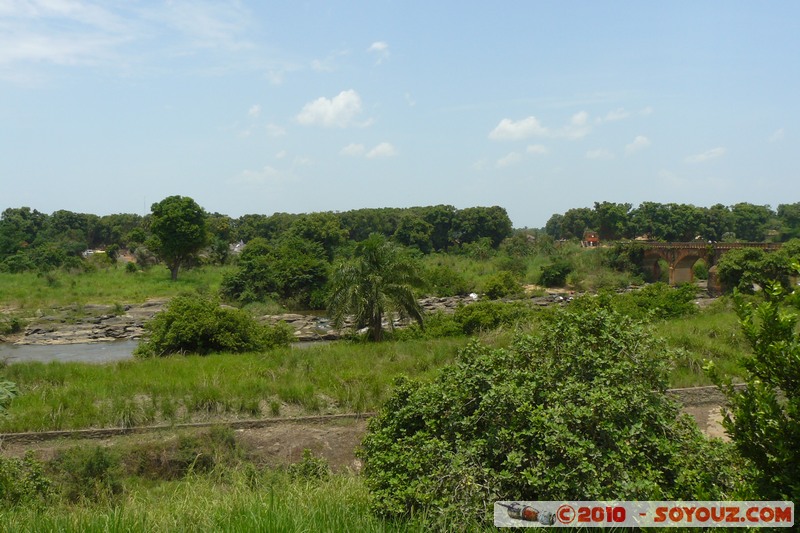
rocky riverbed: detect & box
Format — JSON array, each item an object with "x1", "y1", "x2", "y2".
[
  {"x1": 3, "y1": 295, "x2": 491, "y2": 346},
  {"x1": 3, "y1": 289, "x2": 688, "y2": 346}
]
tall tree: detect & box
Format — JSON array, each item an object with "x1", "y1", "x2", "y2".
[
  {"x1": 593, "y1": 201, "x2": 632, "y2": 240},
  {"x1": 327, "y1": 233, "x2": 423, "y2": 341},
  {"x1": 148, "y1": 196, "x2": 208, "y2": 281}
]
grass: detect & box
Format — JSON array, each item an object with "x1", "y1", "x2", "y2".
[
  {"x1": 0, "y1": 265, "x2": 234, "y2": 311},
  {"x1": 658, "y1": 300, "x2": 749, "y2": 387},
  {"x1": 0, "y1": 463, "x2": 496, "y2": 532},
  {"x1": 0, "y1": 337, "x2": 468, "y2": 432}
]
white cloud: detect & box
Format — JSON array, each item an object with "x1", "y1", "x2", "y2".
[
  {"x1": 639, "y1": 106, "x2": 654, "y2": 116},
  {"x1": 368, "y1": 41, "x2": 389, "y2": 64},
  {"x1": 247, "y1": 104, "x2": 261, "y2": 118},
  {"x1": 297, "y1": 89, "x2": 364, "y2": 128},
  {"x1": 489, "y1": 116, "x2": 549, "y2": 140},
  {"x1": 404, "y1": 92, "x2": 416, "y2": 107},
  {"x1": 275, "y1": 150, "x2": 287, "y2": 159},
  {"x1": 559, "y1": 111, "x2": 591, "y2": 139},
  {"x1": 586, "y1": 148, "x2": 614, "y2": 160},
  {"x1": 366, "y1": 142, "x2": 396, "y2": 158},
  {"x1": 490, "y1": 111, "x2": 591, "y2": 141},
  {"x1": 598, "y1": 108, "x2": 630, "y2": 123},
  {"x1": 266, "y1": 123, "x2": 286, "y2": 137},
  {"x1": 496, "y1": 152, "x2": 522, "y2": 168},
  {"x1": 768, "y1": 128, "x2": 785, "y2": 142},
  {"x1": 685, "y1": 147, "x2": 726, "y2": 163},
  {"x1": 340, "y1": 143, "x2": 365, "y2": 156},
  {"x1": 342, "y1": 142, "x2": 396, "y2": 158},
  {"x1": 625, "y1": 135, "x2": 651, "y2": 155},
  {"x1": 526, "y1": 144, "x2": 549, "y2": 155}
]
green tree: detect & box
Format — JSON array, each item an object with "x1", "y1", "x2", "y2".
[
  {"x1": 452, "y1": 206, "x2": 513, "y2": 248},
  {"x1": 709, "y1": 273, "x2": 800, "y2": 502},
  {"x1": 393, "y1": 214, "x2": 434, "y2": 253},
  {"x1": 288, "y1": 212, "x2": 348, "y2": 260},
  {"x1": 560, "y1": 207, "x2": 597, "y2": 240},
  {"x1": 361, "y1": 307, "x2": 738, "y2": 526},
  {"x1": 730, "y1": 203, "x2": 773, "y2": 242},
  {"x1": 593, "y1": 201, "x2": 632, "y2": 240},
  {"x1": 327, "y1": 233, "x2": 423, "y2": 341},
  {"x1": 777, "y1": 202, "x2": 800, "y2": 241},
  {"x1": 148, "y1": 196, "x2": 208, "y2": 281}
]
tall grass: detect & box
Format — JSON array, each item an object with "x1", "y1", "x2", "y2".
[
  {"x1": 0, "y1": 467, "x2": 495, "y2": 532},
  {"x1": 0, "y1": 338, "x2": 467, "y2": 432},
  {"x1": 658, "y1": 301, "x2": 749, "y2": 387},
  {"x1": 0, "y1": 266, "x2": 234, "y2": 310}
]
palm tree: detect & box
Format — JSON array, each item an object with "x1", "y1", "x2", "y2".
[{"x1": 328, "y1": 233, "x2": 423, "y2": 341}]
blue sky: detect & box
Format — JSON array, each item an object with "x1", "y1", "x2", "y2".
[{"x1": 1, "y1": 1, "x2": 797, "y2": 228}]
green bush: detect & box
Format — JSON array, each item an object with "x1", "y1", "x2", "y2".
[
  {"x1": 538, "y1": 258, "x2": 573, "y2": 287},
  {"x1": 395, "y1": 311, "x2": 464, "y2": 341},
  {"x1": 482, "y1": 271, "x2": 522, "y2": 300},
  {"x1": 570, "y1": 283, "x2": 698, "y2": 321},
  {"x1": 135, "y1": 294, "x2": 293, "y2": 357},
  {"x1": 288, "y1": 449, "x2": 331, "y2": 481},
  {"x1": 0, "y1": 452, "x2": 52, "y2": 507},
  {"x1": 359, "y1": 307, "x2": 741, "y2": 527},
  {"x1": 453, "y1": 301, "x2": 534, "y2": 334},
  {"x1": 51, "y1": 446, "x2": 122, "y2": 503},
  {"x1": 423, "y1": 264, "x2": 471, "y2": 297}
]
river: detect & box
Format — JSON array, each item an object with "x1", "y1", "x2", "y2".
[
  {"x1": 0, "y1": 339, "x2": 329, "y2": 365},
  {"x1": 0, "y1": 340, "x2": 139, "y2": 364}
]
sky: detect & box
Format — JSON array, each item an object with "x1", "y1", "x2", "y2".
[{"x1": 0, "y1": 1, "x2": 798, "y2": 228}]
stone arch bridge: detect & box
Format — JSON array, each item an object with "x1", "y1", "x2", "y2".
[{"x1": 637, "y1": 242, "x2": 782, "y2": 293}]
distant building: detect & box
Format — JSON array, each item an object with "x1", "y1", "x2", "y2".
[{"x1": 582, "y1": 231, "x2": 599, "y2": 247}]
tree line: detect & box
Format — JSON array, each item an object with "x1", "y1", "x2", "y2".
[
  {"x1": 0, "y1": 203, "x2": 512, "y2": 274},
  {"x1": 545, "y1": 201, "x2": 800, "y2": 242}
]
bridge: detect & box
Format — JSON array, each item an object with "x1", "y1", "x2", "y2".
[{"x1": 636, "y1": 242, "x2": 782, "y2": 293}]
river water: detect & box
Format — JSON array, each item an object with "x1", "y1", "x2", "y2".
[
  {"x1": 0, "y1": 340, "x2": 139, "y2": 365},
  {"x1": 0, "y1": 338, "x2": 328, "y2": 364}
]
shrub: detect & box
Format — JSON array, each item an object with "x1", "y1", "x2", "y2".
[
  {"x1": 423, "y1": 264, "x2": 471, "y2": 297},
  {"x1": 288, "y1": 449, "x2": 331, "y2": 481},
  {"x1": 360, "y1": 307, "x2": 740, "y2": 527},
  {"x1": 482, "y1": 271, "x2": 522, "y2": 300},
  {"x1": 710, "y1": 278, "x2": 800, "y2": 503},
  {"x1": 0, "y1": 452, "x2": 52, "y2": 506},
  {"x1": 453, "y1": 301, "x2": 534, "y2": 334},
  {"x1": 50, "y1": 446, "x2": 122, "y2": 503},
  {"x1": 135, "y1": 294, "x2": 293, "y2": 357},
  {"x1": 538, "y1": 258, "x2": 573, "y2": 287}
]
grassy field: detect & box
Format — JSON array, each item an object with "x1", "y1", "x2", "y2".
[
  {"x1": 0, "y1": 338, "x2": 468, "y2": 433},
  {"x1": 0, "y1": 266, "x2": 233, "y2": 311},
  {"x1": 0, "y1": 463, "x2": 496, "y2": 532}
]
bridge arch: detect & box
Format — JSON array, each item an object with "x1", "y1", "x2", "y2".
[{"x1": 633, "y1": 241, "x2": 783, "y2": 293}]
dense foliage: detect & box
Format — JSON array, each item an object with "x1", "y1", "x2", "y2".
[
  {"x1": 221, "y1": 236, "x2": 329, "y2": 308},
  {"x1": 715, "y1": 239, "x2": 800, "y2": 293},
  {"x1": 328, "y1": 234, "x2": 424, "y2": 341},
  {"x1": 545, "y1": 201, "x2": 799, "y2": 242},
  {"x1": 134, "y1": 294, "x2": 293, "y2": 357},
  {"x1": 710, "y1": 275, "x2": 800, "y2": 502},
  {"x1": 360, "y1": 306, "x2": 739, "y2": 526}
]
